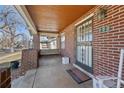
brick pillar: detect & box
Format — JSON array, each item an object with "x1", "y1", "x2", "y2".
[
  {"x1": 11, "y1": 34, "x2": 40, "y2": 80},
  {"x1": 33, "y1": 34, "x2": 40, "y2": 50},
  {"x1": 21, "y1": 49, "x2": 38, "y2": 74},
  {"x1": 11, "y1": 49, "x2": 38, "y2": 80}
]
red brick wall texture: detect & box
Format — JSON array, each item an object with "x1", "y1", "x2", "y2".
[
  {"x1": 12, "y1": 34, "x2": 40, "y2": 80},
  {"x1": 60, "y1": 5, "x2": 124, "y2": 77},
  {"x1": 33, "y1": 34, "x2": 40, "y2": 50},
  {"x1": 12, "y1": 49, "x2": 38, "y2": 80}
]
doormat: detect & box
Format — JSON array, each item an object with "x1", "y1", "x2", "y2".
[{"x1": 66, "y1": 67, "x2": 91, "y2": 84}]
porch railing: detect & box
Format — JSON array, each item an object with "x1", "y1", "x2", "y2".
[
  {"x1": 0, "y1": 49, "x2": 38, "y2": 88},
  {"x1": 40, "y1": 49, "x2": 60, "y2": 55},
  {"x1": 0, "y1": 51, "x2": 22, "y2": 64}
]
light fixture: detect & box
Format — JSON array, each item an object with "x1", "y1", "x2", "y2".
[{"x1": 96, "y1": 7, "x2": 107, "y2": 20}]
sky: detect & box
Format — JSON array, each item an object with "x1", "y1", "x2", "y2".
[
  {"x1": 0, "y1": 5, "x2": 4, "y2": 11},
  {"x1": 0, "y1": 5, "x2": 31, "y2": 40}
]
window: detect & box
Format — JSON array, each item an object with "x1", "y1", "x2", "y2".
[
  {"x1": 40, "y1": 35, "x2": 57, "y2": 50},
  {"x1": 40, "y1": 36, "x2": 48, "y2": 49},
  {"x1": 76, "y1": 18, "x2": 93, "y2": 73},
  {"x1": 61, "y1": 33, "x2": 65, "y2": 49},
  {"x1": 50, "y1": 39, "x2": 57, "y2": 49}
]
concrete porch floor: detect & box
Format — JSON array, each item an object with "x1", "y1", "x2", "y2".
[{"x1": 12, "y1": 55, "x2": 93, "y2": 88}]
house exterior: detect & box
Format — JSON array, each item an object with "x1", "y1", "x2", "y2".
[
  {"x1": 0, "y1": 5, "x2": 124, "y2": 88},
  {"x1": 60, "y1": 5, "x2": 124, "y2": 78}
]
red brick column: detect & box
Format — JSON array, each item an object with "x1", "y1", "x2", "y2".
[
  {"x1": 12, "y1": 49, "x2": 38, "y2": 79},
  {"x1": 33, "y1": 34, "x2": 40, "y2": 50},
  {"x1": 12, "y1": 33, "x2": 40, "y2": 80}
]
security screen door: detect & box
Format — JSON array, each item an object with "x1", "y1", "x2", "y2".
[{"x1": 76, "y1": 18, "x2": 93, "y2": 73}]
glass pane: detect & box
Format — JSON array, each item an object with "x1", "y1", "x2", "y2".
[
  {"x1": 89, "y1": 46, "x2": 92, "y2": 67},
  {"x1": 80, "y1": 46, "x2": 83, "y2": 63},
  {"x1": 77, "y1": 26, "x2": 80, "y2": 42},
  {"x1": 88, "y1": 22, "x2": 92, "y2": 41},
  {"x1": 50, "y1": 40, "x2": 57, "y2": 49},
  {"x1": 85, "y1": 32, "x2": 89, "y2": 41},
  {"x1": 79, "y1": 26, "x2": 81, "y2": 42},
  {"x1": 82, "y1": 24, "x2": 85, "y2": 41},
  {"x1": 77, "y1": 46, "x2": 82, "y2": 63},
  {"x1": 88, "y1": 32, "x2": 93, "y2": 41},
  {"x1": 82, "y1": 46, "x2": 86, "y2": 64},
  {"x1": 61, "y1": 33, "x2": 65, "y2": 49},
  {"x1": 61, "y1": 33, "x2": 65, "y2": 42},
  {"x1": 85, "y1": 46, "x2": 89, "y2": 66},
  {"x1": 85, "y1": 24, "x2": 89, "y2": 41}
]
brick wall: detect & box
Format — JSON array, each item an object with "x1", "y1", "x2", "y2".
[
  {"x1": 60, "y1": 24, "x2": 76, "y2": 63},
  {"x1": 93, "y1": 5, "x2": 124, "y2": 77},
  {"x1": 60, "y1": 5, "x2": 124, "y2": 77},
  {"x1": 12, "y1": 49, "x2": 38, "y2": 80},
  {"x1": 12, "y1": 34, "x2": 40, "y2": 80},
  {"x1": 33, "y1": 34, "x2": 40, "y2": 50}
]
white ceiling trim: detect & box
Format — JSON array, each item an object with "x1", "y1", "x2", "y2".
[
  {"x1": 14, "y1": 5, "x2": 37, "y2": 35},
  {"x1": 75, "y1": 13, "x2": 94, "y2": 26}
]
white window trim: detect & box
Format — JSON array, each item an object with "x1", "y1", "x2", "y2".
[
  {"x1": 75, "y1": 13, "x2": 94, "y2": 26},
  {"x1": 74, "y1": 13, "x2": 94, "y2": 78}
]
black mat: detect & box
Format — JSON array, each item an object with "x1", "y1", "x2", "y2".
[{"x1": 66, "y1": 68, "x2": 91, "y2": 84}]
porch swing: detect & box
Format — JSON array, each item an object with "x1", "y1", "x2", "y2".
[{"x1": 93, "y1": 48, "x2": 124, "y2": 88}]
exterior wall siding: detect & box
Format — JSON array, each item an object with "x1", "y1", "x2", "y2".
[{"x1": 60, "y1": 5, "x2": 124, "y2": 77}]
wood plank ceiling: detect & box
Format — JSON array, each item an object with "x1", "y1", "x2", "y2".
[{"x1": 26, "y1": 5, "x2": 95, "y2": 33}]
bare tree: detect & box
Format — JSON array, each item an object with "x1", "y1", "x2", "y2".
[
  {"x1": 0, "y1": 6, "x2": 28, "y2": 52},
  {"x1": 0, "y1": 30, "x2": 5, "y2": 49}
]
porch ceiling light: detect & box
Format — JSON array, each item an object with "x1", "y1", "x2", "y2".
[{"x1": 96, "y1": 7, "x2": 107, "y2": 20}]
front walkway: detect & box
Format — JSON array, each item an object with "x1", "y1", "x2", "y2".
[{"x1": 12, "y1": 55, "x2": 92, "y2": 88}]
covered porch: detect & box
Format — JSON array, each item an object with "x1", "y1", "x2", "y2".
[{"x1": 0, "y1": 5, "x2": 124, "y2": 88}]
